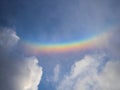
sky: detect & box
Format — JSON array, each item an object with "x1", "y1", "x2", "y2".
[{"x1": 0, "y1": 0, "x2": 120, "y2": 90}]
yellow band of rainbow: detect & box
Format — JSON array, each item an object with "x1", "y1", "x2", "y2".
[{"x1": 23, "y1": 25, "x2": 117, "y2": 54}]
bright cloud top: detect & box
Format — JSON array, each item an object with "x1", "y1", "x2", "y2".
[
  {"x1": 57, "y1": 54, "x2": 120, "y2": 90},
  {"x1": 14, "y1": 57, "x2": 43, "y2": 90},
  {"x1": 0, "y1": 28, "x2": 43, "y2": 90}
]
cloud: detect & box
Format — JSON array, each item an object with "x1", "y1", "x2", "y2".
[
  {"x1": 57, "y1": 53, "x2": 120, "y2": 90},
  {"x1": 0, "y1": 28, "x2": 43, "y2": 90},
  {"x1": 53, "y1": 64, "x2": 60, "y2": 82},
  {"x1": 97, "y1": 60, "x2": 120, "y2": 90},
  {"x1": 106, "y1": 28, "x2": 120, "y2": 56},
  {"x1": 57, "y1": 54, "x2": 103, "y2": 90},
  {"x1": 13, "y1": 57, "x2": 43, "y2": 90},
  {"x1": 0, "y1": 28, "x2": 19, "y2": 48}
]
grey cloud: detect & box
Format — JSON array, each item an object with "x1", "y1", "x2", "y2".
[{"x1": 0, "y1": 28, "x2": 43, "y2": 90}]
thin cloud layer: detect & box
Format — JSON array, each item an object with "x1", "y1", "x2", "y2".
[
  {"x1": 107, "y1": 28, "x2": 120, "y2": 56},
  {"x1": 0, "y1": 28, "x2": 43, "y2": 90}
]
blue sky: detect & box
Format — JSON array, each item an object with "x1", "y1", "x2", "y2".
[{"x1": 0, "y1": 0, "x2": 120, "y2": 90}]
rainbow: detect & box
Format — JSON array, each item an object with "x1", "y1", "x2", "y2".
[
  {"x1": 24, "y1": 38, "x2": 94, "y2": 54},
  {"x1": 23, "y1": 25, "x2": 117, "y2": 54}
]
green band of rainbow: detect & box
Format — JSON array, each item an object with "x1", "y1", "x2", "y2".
[{"x1": 23, "y1": 25, "x2": 117, "y2": 54}]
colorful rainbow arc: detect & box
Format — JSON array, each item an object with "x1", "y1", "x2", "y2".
[{"x1": 23, "y1": 25, "x2": 117, "y2": 54}]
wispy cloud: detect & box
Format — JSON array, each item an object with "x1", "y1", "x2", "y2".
[
  {"x1": 53, "y1": 64, "x2": 60, "y2": 82},
  {"x1": 0, "y1": 28, "x2": 19, "y2": 48}
]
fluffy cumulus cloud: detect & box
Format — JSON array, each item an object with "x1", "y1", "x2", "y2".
[
  {"x1": 0, "y1": 28, "x2": 43, "y2": 90},
  {"x1": 57, "y1": 54, "x2": 120, "y2": 90},
  {"x1": 97, "y1": 60, "x2": 120, "y2": 90},
  {"x1": 13, "y1": 57, "x2": 43, "y2": 90}
]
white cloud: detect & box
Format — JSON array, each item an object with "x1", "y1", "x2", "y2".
[
  {"x1": 57, "y1": 54, "x2": 101, "y2": 90},
  {"x1": 97, "y1": 60, "x2": 120, "y2": 90},
  {"x1": 57, "y1": 54, "x2": 120, "y2": 90},
  {"x1": 0, "y1": 28, "x2": 43, "y2": 90},
  {"x1": 13, "y1": 57, "x2": 43, "y2": 90},
  {"x1": 0, "y1": 28, "x2": 19, "y2": 48},
  {"x1": 53, "y1": 64, "x2": 60, "y2": 82}
]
